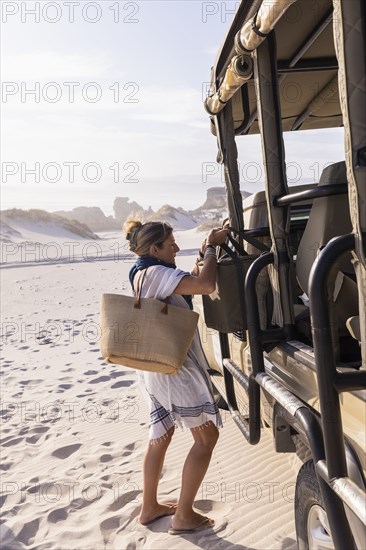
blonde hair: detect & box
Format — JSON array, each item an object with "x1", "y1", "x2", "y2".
[{"x1": 123, "y1": 220, "x2": 173, "y2": 256}]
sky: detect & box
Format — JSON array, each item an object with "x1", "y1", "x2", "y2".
[{"x1": 1, "y1": 0, "x2": 344, "y2": 216}]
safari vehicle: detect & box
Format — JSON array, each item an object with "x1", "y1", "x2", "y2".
[{"x1": 195, "y1": 0, "x2": 366, "y2": 548}]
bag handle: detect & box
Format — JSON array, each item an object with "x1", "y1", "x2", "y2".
[
  {"x1": 220, "y1": 242, "x2": 238, "y2": 260},
  {"x1": 134, "y1": 268, "x2": 147, "y2": 307},
  {"x1": 228, "y1": 226, "x2": 270, "y2": 253},
  {"x1": 227, "y1": 233, "x2": 247, "y2": 256},
  {"x1": 134, "y1": 268, "x2": 169, "y2": 315}
]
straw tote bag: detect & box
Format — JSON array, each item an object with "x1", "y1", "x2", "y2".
[{"x1": 100, "y1": 269, "x2": 199, "y2": 374}]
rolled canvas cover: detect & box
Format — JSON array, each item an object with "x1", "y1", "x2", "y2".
[
  {"x1": 206, "y1": 55, "x2": 253, "y2": 115},
  {"x1": 235, "y1": 0, "x2": 297, "y2": 53}
]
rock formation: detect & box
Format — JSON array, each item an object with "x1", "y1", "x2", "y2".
[{"x1": 54, "y1": 207, "x2": 119, "y2": 232}]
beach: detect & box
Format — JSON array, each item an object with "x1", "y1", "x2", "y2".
[{"x1": 1, "y1": 228, "x2": 300, "y2": 549}]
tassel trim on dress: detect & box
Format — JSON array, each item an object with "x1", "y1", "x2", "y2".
[
  {"x1": 148, "y1": 420, "x2": 216, "y2": 446},
  {"x1": 148, "y1": 426, "x2": 175, "y2": 446}
]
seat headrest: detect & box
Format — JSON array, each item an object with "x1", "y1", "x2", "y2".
[
  {"x1": 296, "y1": 160, "x2": 351, "y2": 295},
  {"x1": 319, "y1": 161, "x2": 346, "y2": 186}
]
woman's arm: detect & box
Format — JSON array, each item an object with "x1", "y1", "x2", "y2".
[{"x1": 174, "y1": 228, "x2": 228, "y2": 296}]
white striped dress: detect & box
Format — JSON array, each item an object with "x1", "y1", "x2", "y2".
[{"x1": 133, "y1": 265, "x2": 222, "y2": 443}]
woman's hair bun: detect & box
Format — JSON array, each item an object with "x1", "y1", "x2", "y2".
[
  {"x1": 123, "y1": 220, "x2": 142, "y2": 239},
  {"x1": 123, "y1": 220, "x2": 142, "y2": 252}
]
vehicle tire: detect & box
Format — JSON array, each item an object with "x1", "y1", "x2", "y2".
[{"x1": 295, "y1": 460, "x2": 335, "y2": 550}]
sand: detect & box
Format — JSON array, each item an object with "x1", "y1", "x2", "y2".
[{"x1": 1, "y1": 229, "x2": 300, "y2": 549}]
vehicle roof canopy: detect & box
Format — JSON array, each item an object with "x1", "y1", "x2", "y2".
[{"x1": 208, "y1": 0, "x2": 340, "y2": 134}]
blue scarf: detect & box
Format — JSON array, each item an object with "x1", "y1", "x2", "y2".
[{"x1": 129, "y1": 256, "x2": 193, "y2": 310}]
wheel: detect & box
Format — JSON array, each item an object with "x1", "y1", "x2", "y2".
[{"x1": 295, "y1": 460, "x2": 335, "y2": 550}]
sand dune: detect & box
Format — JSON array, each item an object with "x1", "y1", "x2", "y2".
[{"x1": 1, "y1": 230, "x2": 300, "y2": 549}]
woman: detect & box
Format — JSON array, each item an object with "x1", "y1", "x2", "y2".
[{"x1": 124, "y1": 220, "x2": 229, "y2": 535}]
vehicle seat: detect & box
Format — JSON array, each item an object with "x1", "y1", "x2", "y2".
[
  {"x1": 243, "y1": 191, "x2": 272, "y2": 330},
  {"x1": 296, "y1": 161, "x2": 359, "y2": 341}
]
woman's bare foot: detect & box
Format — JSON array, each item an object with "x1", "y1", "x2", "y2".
[
  {"x1": 170, "y1": 510, "x2": 214, "y2": 531},
  {"x1": 139, "y1": 502, "x2": 177, "y2": 526}
]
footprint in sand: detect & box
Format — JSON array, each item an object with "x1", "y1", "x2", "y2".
[
  {"x1": 26, "y1": 434, "x2": 43, "y2": 444},
  {"x1": 111, "y1": 380, "x2": 134, "y2": 389},
  {"x1": 51, "y1": 443, "x2": 81, "y2": 459},
  {"x1": 20, "y1": 379, "x2": 43, "y2": 386},
  {"x1": 99, "y1": 516, "x2": 120, "y2": 543},
  {"x1": 109, "y1": 370, "x2": 127, "y2": 379},
  {"x1": 0, "y1": 408, "x2": 16, "y2": 421},
  {"x1": 100, "y1": 515, "x2": 120, "y2": 535},
  {"x1": 16, "y1": 518, "x2": 40, "y2": 546},
  {"x1": 122, "y1": 442, "x2": 136, "y2": 456},
  {"x1": 108, "y1": 489, "x2": 141, "y2": 512},
  {"x1": 57, "y1": 384, "x2": 72, "y2": 391},
  {"x1": 84, "y1": 370, "x2": 98, "y2": 376},
  {"x1": 89, "y1": 376, "x2": 110, "y2": 384},
  {"x1": 1, "y1": 436, "x2": 24, "y2": 447},
  {"x1": 32, "y1": 426, "x2": 48, "y2": 434},
  {"x1": 47, "y1": 508, "x2": 68, "y2": 523},
  {"x1": 100, "y1": 454, "x2": 113, "y2": 463}
]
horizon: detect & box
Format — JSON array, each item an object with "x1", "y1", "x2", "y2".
[{"x1": 1, "y1": 183, "x2": 254, "y2": 218}]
